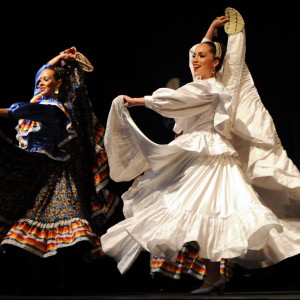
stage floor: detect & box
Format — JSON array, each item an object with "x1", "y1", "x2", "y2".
[
  {"x1": 1, "y1": 291, "x2": 300, "y2": 300},
  {"x1": 1, "y1": 249, "x2": 300, "y2": 300}
]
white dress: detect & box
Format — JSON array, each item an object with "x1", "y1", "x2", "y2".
[{"x1": 101, "y1": 28, "x2": 300, "y2": 274}]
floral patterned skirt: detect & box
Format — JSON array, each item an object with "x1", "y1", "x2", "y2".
[{"x1": 0, "y1": 130, "x2": 119, "y2": 258}]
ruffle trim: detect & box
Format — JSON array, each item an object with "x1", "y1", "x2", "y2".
[
  {"x1": 151, "y1": 255, "x2": 232, "y2": 281},
  {"x1": 1, "y1": 217, "x2": 104, "y2": 258},
  {"x1": 15, "y1": 100, "x2": 77, "y2": 161},
  {"x1": 127, "y1": 203, "x2": 282, "y2": 262}
]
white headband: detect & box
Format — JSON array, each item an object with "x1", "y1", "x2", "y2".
[{"x1": 213, "y1": 42, "x2": 222, "y2": 59}]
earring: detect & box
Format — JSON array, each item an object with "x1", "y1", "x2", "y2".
[
  {"x1": 54, "y1": 88, "x2": 59, "y2": 94},
  {"x1": 211, "y1": 67, "x2": 216, "y2": 77}
]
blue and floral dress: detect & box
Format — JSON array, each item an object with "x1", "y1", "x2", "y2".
[{"x1": 0, "y1": 60, "x2": 119, "y2": 259}]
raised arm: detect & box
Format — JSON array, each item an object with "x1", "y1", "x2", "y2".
[
  {"x1": 47, "y1": 53, "x2": 76, "y2": 66},
  {"x1": 204, "y1": 16, "x2": 229, "y2": 41}
]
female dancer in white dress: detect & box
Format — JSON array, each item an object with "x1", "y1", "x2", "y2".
[{"x1": 101, "y1": 8, "x2": 300, "y2": 295}]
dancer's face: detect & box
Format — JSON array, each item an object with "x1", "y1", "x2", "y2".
[
  {"x1": 192, "y1": 43, "x2": 219, "y2": 79},
  {"x1": 38, "y1": 69, "x2": 62, "y2": 98}
]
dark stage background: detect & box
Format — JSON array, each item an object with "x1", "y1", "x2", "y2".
[
  {"x1": 1, "y1": 0, "x2": 300, "y2": 295},
  {"x1": 1, "y1": 0, "x2": 299, "y2": 165}
]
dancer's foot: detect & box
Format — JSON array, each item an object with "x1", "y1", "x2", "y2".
[{"x1": 190, "y1": 277, "x2": 226, "y2": 295}]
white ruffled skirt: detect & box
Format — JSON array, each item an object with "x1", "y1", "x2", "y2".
[{"x1": 101, "y1": 96, "x2": 300, "y2": 274}]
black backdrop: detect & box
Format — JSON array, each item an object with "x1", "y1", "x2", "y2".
[{"x1": 1, "y1": 0, "x2": 299, "y2": 168}]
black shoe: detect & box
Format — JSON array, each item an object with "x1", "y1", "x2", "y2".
[{"x1": 190, "y1": 278, "x2": 226, "y2": 295}]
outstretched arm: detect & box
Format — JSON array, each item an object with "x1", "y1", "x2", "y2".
[{"x1": 123, "y1": 95, "x2": 145, "y2": 108}]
